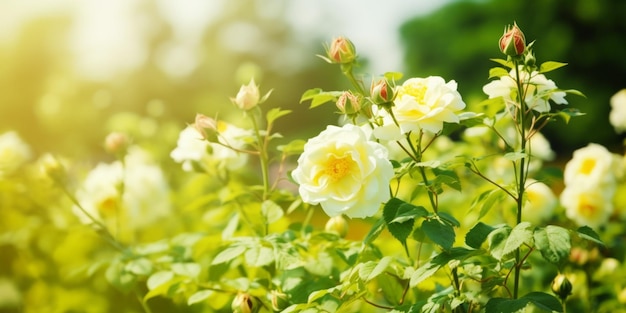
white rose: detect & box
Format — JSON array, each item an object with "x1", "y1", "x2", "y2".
[
  {"x1": 170, "y1": 126, "x2": 211, "y2": 172},
  {"x1": 609, "y1": 89, "x2": 626, "y2": 134},
  {"x1": 483, "y1": 67, "x2": 567, "y2": 113},
  {"x1": 292, "y1": 124, "x2": 394, "y2": 218},
  {"x1": 523, "y1": 179, "x2": 557, "y2": 224},
  {"x1": 560, "y1": 185, "x2": 614, "y2": 229},
  {"x1": 563, "y1": 143, "x2": 619, "y2": 188},
  {"x1": 391, "y1": 76, "x2": 466, "y2": 134}
]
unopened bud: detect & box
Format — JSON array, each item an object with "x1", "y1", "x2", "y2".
[
  {"x1": 194, "y1": 113, "x2": 218, "y2": 140},
  {"x1": 325, "y1": 215, "x2": 349, "y2": 238},
  {"x1": 336, "y1": 91, "x2": 360, "y2": 115},
  {"x1": 551, "y1": 274, "x2": 572, "y2": 300},
  {"x1": 231, "y1": 78, "x2": 261, "y2": 111},
  {"x1": 232, "y1": 293, "x2": 258, "y2": 313},
  {"x1": 327, "y1": 37, "x2": 356, "y2": 64},
  {"x1": 370, "y1": 78, "x2": 395, "y2": 105},
  {"x1": 499, "y1": 22, "x2": 526, "y2": 57},
  {"x1": 104, "y1": 132, "x2": 130, "y2": 156},
  {"x1": 270, "y1": 290, "x2": 288, "y2": 311}
]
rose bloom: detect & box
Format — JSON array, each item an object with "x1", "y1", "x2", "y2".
[
  {"x1": 74, "y1": 147, "x2": 171, "y2": 230},
  {"x1": 563, "y1": 143, "x2": 620, "y2": 188},
  {"x1": 523, "y1": 179, "x2": 557, "y2": 224},
  {"x1": 292, "y1": 124, "x2": 394, "y2": 218},
  {"x1": 560, "y1": 185, "x2": 614, "y2": 229},
  {"x1": 171, "y1": 121, "x2": 250, "y2": 172},
  {"x1": 610, "y1": 89, "x2": 626, "y2": 134},
  {"x1": 381, "y1": 76, "x2": 466, "y2": 136},
  {"x1": 0, "y1": 131, "x2": 32, "y2": 178},
  {"x1": 483, "y1": 67, "x2": 567, "y2": 113}
]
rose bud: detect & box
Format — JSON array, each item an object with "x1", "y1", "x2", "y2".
[
  {"x1": 194, "y1": 113, "x2": 218, "y2": 140},
  {"x1": 370, "y1": 78, "x2": 395, "y2": 105},
  {"x1": 336, "y1": 91, "x2": 361, "y2": 115},
  {"x1": 231, "y1": 78, "x2": 261, "y2": 111},
  {"x1": 270, "y1": 290, "x2": 289, "y2": 311},
  {"x1": 327, "y1": 37, "x2": 356, "y2": 64},
  {"x1": 499, "y1": 22, "x2": 526, "y2": 57},
  {"x1": 104, "y1": 132, "x2": 130, "y2": 156},
  {"x1": 551, "y1": 274, "x2": 573, "y2": 300},
  {"x1": 325, "y1": 215, "x2": 349, "y2": 238},
  {"x1": 231, "y1": 293, "x2": 258, "y2": 313}
]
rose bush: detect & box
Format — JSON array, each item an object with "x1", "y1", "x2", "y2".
[{"x1": 4, "y1": 22, "x2": 626, "y2": 313}]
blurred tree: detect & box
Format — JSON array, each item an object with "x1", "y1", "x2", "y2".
[{"x1": 400, "y1": 0, "x2": 626, "y2": 154}]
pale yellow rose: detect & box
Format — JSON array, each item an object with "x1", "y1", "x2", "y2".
[
  {"x1": 560, "y1": 185, "x2": 614, "y2": 229},
  {"x1": 609, "y1": 89, "x2": 626, "y2": 134},
  {"x1": 563, "y1": 143, "x2": 619, "y2": 188},
  {"x1": 292, "y1": 124, "x2": 394, "y2": 218},
  {"x1": 231, "y1": 78, "x2": 260, "y2": 110},
  {"x1": 523, "y1": 179, "x2": 557, "y2": 224},
  {"x1": 390, "y1": 76, "x2": 466, "y2": 134}
]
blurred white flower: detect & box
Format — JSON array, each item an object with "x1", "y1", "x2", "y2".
[
  {"x1": 560, "y1": 185, "x2": 614, "y2": 229},
  {"x1": 483, "y1": 67, "x2": 567, "y2": 113},
  {"x1": 170, "y1": 121, "x2": 250, "y2": 172},
  {"x1": 74, "y1": 147, "x2": 171, "y2": 230},
  {"x1": 523, "y1": 179, "x2": 557, "y2": 224},
  {"x1": 563, "y1": 143, "x2": 619, "y2": 188},
  {"x1": 375, "y1": 76, "x2": 465, "y2": 137},
  {"x1": 529, "y1": 131, "x2": 555, "y2": 162},
  {"x1": 609, "y1": 89, "x2": 626, "y2": 134},
  {"x1": 0, "y1": 131, "x2": 32, "y2": 178},
  {"x1": 292, "y1": 124, "x2": 394, "y2": 218}
]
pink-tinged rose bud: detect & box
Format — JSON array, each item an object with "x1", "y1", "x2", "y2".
[
  {"x1": 270, "y1": 290, "x2": 289, "y2": 311},
  {"x1": 194, "y1": 113, "x2": 217, "y2": 139},
  {"x1": 328, "y1": 37, "x2": 356, "y2": 64},
  {"x1": 499, "y1": 22, "x2": 526, "y2": 56},
  {"x1": 336, "y1": 91, "x2": 360, "y2": 115},
  {"x1": 104, "y1": 132, "x2": 130, "y2": 155},
  {"x1": 231, "y1": 78, "x2": 260, "y2": 110},
  {"x1": 370, "y1": 78, "x2": 395, "y2": 105}
]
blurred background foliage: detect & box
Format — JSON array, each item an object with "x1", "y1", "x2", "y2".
[{"x1": 1, "y1": 0, "x2": 625, "y2": 312}]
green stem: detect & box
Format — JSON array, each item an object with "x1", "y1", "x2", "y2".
[
  {"x1": 512, "y1": 59, "x2": 528, "y2": 299},
  {"x1": 250, "y1": 108, "x2": 270, "y2": 201}
]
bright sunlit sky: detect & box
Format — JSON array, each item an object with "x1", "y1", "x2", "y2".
[{"x1": 1, "y1": 0, "x2": 452, "y2": 80}]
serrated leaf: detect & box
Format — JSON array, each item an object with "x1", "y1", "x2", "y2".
[
  {"x1": 409, "y1": 260, "x2": 442, "y2": 287},
  {"x1": 363, "y1": 217, "x2": 385, "y2": 246},
  {"x1": 502, "y1": 222, "x2": 533, "y2": 256},
  {"x1": 488, "y1": 226, "x2": 512, "y2": 260},
  {"x1": 490, "y1": 58, "x2": 514, "y2": 68},
  {"x1": 522, "y1": 291, "x2": 563, "y2": 312},
  {"x1": 534, "y1": 225, "x2": 571, "y2": 264},
  {"x1": 465, "y1": 222, "x2": 496, "y2": 249},
  {"x1": 383, "y1": 198, "x2": 420, "y2": 246},
  {"x1": 244, "y1": 245, "x2": 274, "y2": 267},
  {"x1": 538, "y1": 61, "x2": 567, "y2": 73},
  {"x1": 576, "y1": 226, "x2": 604, "y2": 245},
  {"x1": 188, "y1": 290, "x2": 214, "y2": 305},
  {"x1": 299, "y1": 88, "x2": 323, "y2": 102},
  {"x1": 212, "y1": 244, "x2": 246, "y2": 265},
  {"x1": 485, "y1": 297, "x2": 529, "y2": 313},
  {"x1": 359, "y1": 256, "x2": 393, "y2": 282},
  {"x1": 266, "y1": 107, "x2": 291, "y2": 125},
  {"x1": 147, "y1": 271, "x2": 174, "y2": 290},
  {"x1": 277, "y1": 139, "x2": 305, "y2": 155},
  {"x1": 432, "y1": 168, "x2": 462, "y2": 192},
  {"x1": 422, "y1": 219, "x2": 455, "y2": 251}
]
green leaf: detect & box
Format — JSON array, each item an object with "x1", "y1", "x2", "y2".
[
  {"x1": 488, "y1": 226, "x2": 512, "y2": 260},
  {"x1": 244, "y1": 245, "x2": 275, "y2": 267},
  {"x1": 477, "y1": 97, "x2": 506, "y2": 117},
  {"x1": 438, "y1": 211, "x2": 460, "y2": 227},
  {"x1": 266, "y1": 107, "x2": 292, "y2": 125},
  {"x1": 476, "y1": 189, "x2": 506, "y2": 220},
  {"x1": 299, "y1": 88, "x2": 341, "y2": 108},
  {"x1": 212, "y1": 244, "x2": 246, "y2": 265},
  {"x1": 277, "y1": 139, "x2": 305, "y2": 155},
  {"x1": 363, "y1": 217, "x2": 385, "y2": 246},
  {"x1": 147, "y1": 271, "x2": 174, "y2": 290},
  {"x1": 106, "y1": 260, "x2": 137, "y2": 293},
  {"x1": 503, "y1": 222, "x2": 533, "y2": 256},
  {"x1": 490, "y1": 58, "x2": 513, "y2": 68},
  {"x1": 576, "y1": 226, "x2": 604, "y2": 245},
  {"x1": 262, "y1": 200, "x2": 284, "y2": 224},
  {"x1": 422, "y1": 219, "x2": 455, "y2": 251},
  {"x1": 534, "y1": 225, "x2": 571, "y2": 264},
  {"x1": 188, "y1": 290, "x2": 214, "y2": 305},
  {"x1": 125, "y1": 258, "x2": 153, "y2": 276},
  {"x1": 538, "y1": 61, "x2": 567, "y2": 73},
  {"x1": 555, "y1": 108, "x2": 586, "y2": 124},
  {"x1": 431, "y1": 168, "x2": 462, "y2": 192},
  {"x1": 384, "y1": 71, "x2": 403, "y2": 82},
  {"x1": 523, "y1": 292, "x2": 563, "y2": 312},
  {"x1": 465, "y1": 222, "x2": 496, "y2": 249},
  {"x1": 358, "y1": 256, "x2": 393, "y2": 282},
  {"x1": 171, "y1": 262, "x2": 201, "y2": 278},
  {"x1": 485, "y1": 297, "x2": 529, "y2": 313},
  {"x1": 503, "y1": 151, "x2": 528, "y2": 162},
  {"x1": 409, "y1": 260, "x2": 443, "y2": 287},
  {"x1": 489, "y1": 67, "x2": 510, "y2": 79},
  {"x1": 383, "y1": 198, "x2": 421, "y2": 246}
]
